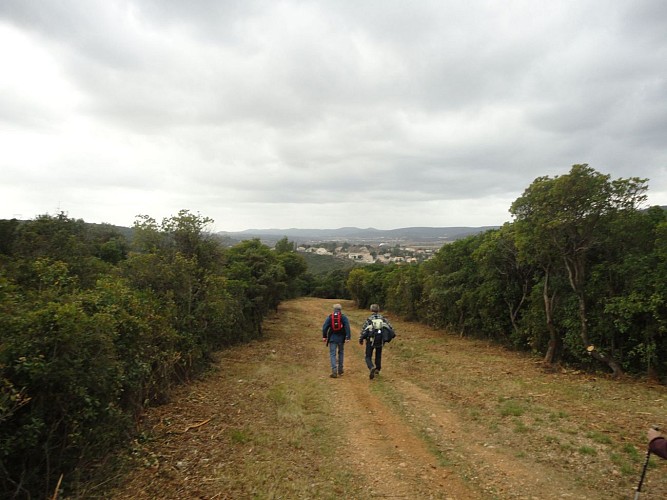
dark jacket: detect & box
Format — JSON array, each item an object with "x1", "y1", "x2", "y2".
[
  {"x1": 322, "y1": 312, "x2": 351, "y2": 343},
  {"x1": 359, "y1": 313, "x2": 395, "y2": 346},
  {"x1": 650, "y1": 437, "x2": 667, "y2": 459}
]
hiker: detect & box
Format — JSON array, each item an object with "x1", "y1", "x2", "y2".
[
  {"x1": 647, "y1": 427, "x2": 667, "y2": 459},
  {"x1": 322, "y1": 303, "x2": 351, "y2": 378},
  {"x1": 359, "y1": 304, "x2": 395, "y2": 379}
]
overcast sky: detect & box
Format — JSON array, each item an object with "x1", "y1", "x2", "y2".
[{"x1": 1, "y1": 1, "x2": 666, "y2": 231}]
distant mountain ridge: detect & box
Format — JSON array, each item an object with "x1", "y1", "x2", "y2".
[{"x1": 217, "y1": 226, "x2": 499, "y2": 243}]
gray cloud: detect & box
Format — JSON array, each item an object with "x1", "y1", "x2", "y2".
[{"x1": 1, "y1": 0, "x2": 666, "y2": 230}]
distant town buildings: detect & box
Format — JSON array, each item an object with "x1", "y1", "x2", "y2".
[{"x1": 296, "y1": 242, "x2": 437, "y2": 264}]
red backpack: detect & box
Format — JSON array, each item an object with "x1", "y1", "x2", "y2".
[{"x1": 330, "y1": 311, "x2": 344, "y2": 332}]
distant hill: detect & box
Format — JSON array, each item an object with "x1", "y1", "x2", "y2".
[
  {"x1": 217, "y1": 226, "x2": 499, "y2": 245},
  {"x1": 12, "y1": 220, "x2": 497, "y2": 247}
]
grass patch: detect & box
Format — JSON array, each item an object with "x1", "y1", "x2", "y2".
[
  {"x1": 559, "y1": 442, "x2": 575, "y2": 453},
  {"x1": 549, "y1": 411, "x2": 569, "y2": 421},
  {"x1": 229, "y1": 429, "x2": 251, "y2": 444},
  {"x1": 586, "y1": 431, "x2": 612, "y2": 445},
  {"x1": 469, "y1": 409, "x2": 481, "y2": 421},
  {"x1": 268, "y1": 383, "x2": 289, "y2": 405},
  {"x1": 622, "y1": 443, "x2": 641, "y2": 461},
  {"x1": 499, "y1": 398, "x2": 526, "y2": 417},
  {"x1": 611, "y1": 452, "x2": 636, "y2": 476},
  {"x1": 620, "y1": 462, "x2": 636, "y2": 476},
  {"x1": 578, "y1": 446, "x2": 597, "y2": 456},
  {"x1": 309, "y1": 424, "x2": 326, "y2": 437}
]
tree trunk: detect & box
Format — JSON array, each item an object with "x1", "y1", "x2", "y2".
[
  {"x1": 542, "y1": 269, "x2": 560, "y2": 365},
  {"x1": 565, "y1": 256, "x2": 624, "y2": 378},
  {"x1": 506, "y1": 280, "x2": 529, "y2": 338},
  {"x1": 575, "y1": 291, "x2": 623, "y2": 377}
]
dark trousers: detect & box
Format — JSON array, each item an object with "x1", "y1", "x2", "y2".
[{"x1": 365, "y1": 342, "x2": 382, "y2": 371}]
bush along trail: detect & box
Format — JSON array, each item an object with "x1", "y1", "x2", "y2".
[{"x1": 104, "y1": 298, "x2": 667, "y2": 499}]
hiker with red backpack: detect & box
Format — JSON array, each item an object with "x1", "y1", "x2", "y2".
[{"x1": 322, "y1": 304, "x2": 351, "y2": 378}]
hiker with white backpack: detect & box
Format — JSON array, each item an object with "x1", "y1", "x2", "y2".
[
  {"x1": 359, "y1": 304, "x2": 396, "y2": 379},
  {"x1": 322, "y1": 303, "x2": 351, "y2": 378}
]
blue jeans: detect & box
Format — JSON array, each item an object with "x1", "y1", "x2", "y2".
[{"x1": 329, "y1": 341, "x2": 345, "y2": 372}]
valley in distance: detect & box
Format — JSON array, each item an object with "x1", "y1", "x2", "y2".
[{"x1": 216, "y1": 225, "x2": 500, "y2": 247}]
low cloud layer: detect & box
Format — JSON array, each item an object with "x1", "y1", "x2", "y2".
[{"x1": 1, "y1": 0, "x2": 666, "y2": 230}]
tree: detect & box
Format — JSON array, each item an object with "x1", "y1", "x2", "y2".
[
  {"x1": 347, "y1": 268, "x2": 371, "y2": 308},
  {"x1": 384, "y1": 264, "x2": 422, "y2": 321},
  {"x1": 224, "y1": 239, "x2": 285, "y2": 330},
  {"x1": 473, "y1": 224, "x2": 535, "y2": 345},
  {"x1": 600, "y1": 208, "x2": 667, "y2": 377},
  {"x1": 0, "y1": 219, "x2": 19, "y2": 256},
  {"x1": 277, "y1": 252, "x2": 308, "y2": 298},
  {"x1": 510, "y1": 164, "x2": 648, "y2": 376},
  {"x1": 274, "y1": 237, "x2": 296, "y2": 254},
  {"x1": 418, "y1": 235, "x2": 486, "y2": 333},
  {"x1": 511, "y1": 186, "x2": 567, "y2": 365}
]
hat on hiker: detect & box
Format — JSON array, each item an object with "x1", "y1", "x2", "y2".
[
  {"x1": 370, "y1": 304, "x2": 380, "y2": 313},
  {"x1": 333, "y1": 304, "x2": 342, "y2": 311}
]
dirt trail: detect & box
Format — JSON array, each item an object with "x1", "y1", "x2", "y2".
[
  {"x1": 107, "y1": 298, "x2": 667, "y2": 499},
  {"x1": 330, "y1": 363, "x2": 475, "y2": 499}
]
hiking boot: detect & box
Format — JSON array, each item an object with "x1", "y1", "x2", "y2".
[
  {"x1": 330, "y1": 368, "x2": 338, "y2": 378},
  {"x1": 369, "y1": 367, "x2": 376, "y2": 380},
  {"x1": 338, "y1": 369, "x2": 344, "y2": 376}
]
